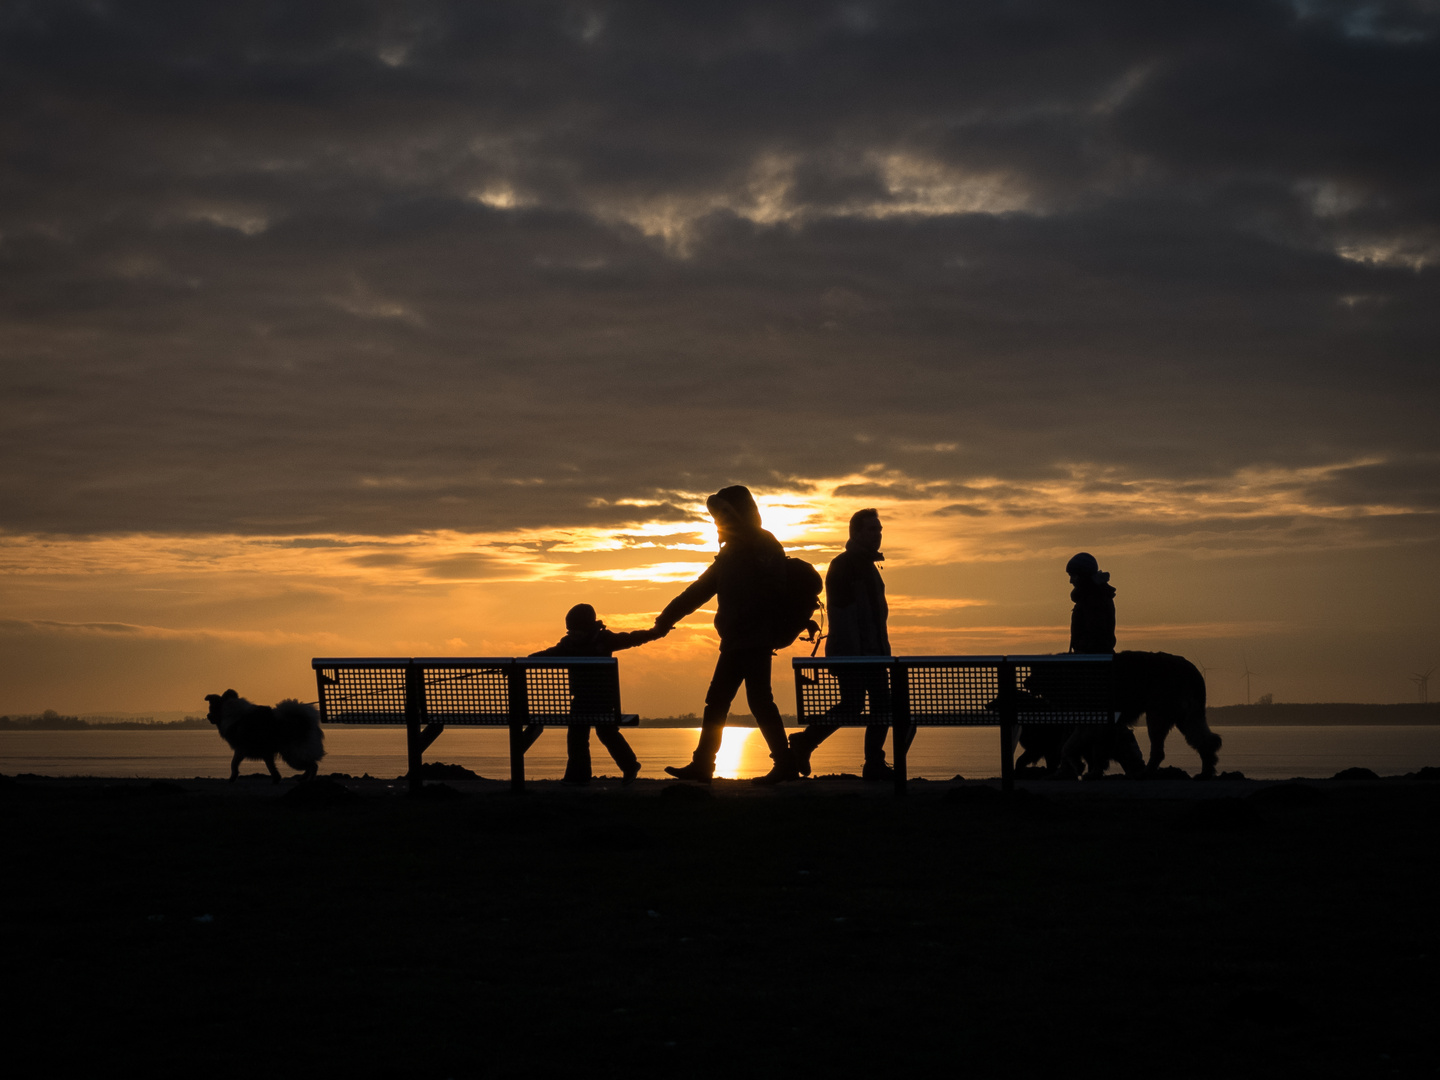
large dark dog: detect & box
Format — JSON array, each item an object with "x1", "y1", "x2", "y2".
[
  {"x1": 204, "y1": 689, "x2": 325, "y2": 783},
  {"x1": 1015, "y1": 651, "x2": 1222, "y2": 780}
]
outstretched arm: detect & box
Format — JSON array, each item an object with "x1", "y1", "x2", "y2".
[
  {"x1": 654, "y1": 563, "x2": 718, "y2": 631},
  {"x1": 598, "y1": 627, "x2": 668, "y2": 652}
]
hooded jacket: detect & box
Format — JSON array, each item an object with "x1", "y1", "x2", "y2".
[{"x1": 656, "y1": 485, "x2": 787, "y2": 653}]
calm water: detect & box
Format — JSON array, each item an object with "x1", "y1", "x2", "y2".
[{"x1": 3, "y1": 726, "x2": 1439, "y2": 781}]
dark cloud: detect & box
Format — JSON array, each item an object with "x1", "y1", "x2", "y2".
[
  {"x1": 1, "y1": 0, "x2": 1437, "y2": 535},
  {"x1": 1307, "y1": 458, "x2": 1440, "y2": 509},
  {"x1": 420, "y1": 553, "x2": 516, "y2": 579},
  {"x1": 349, "y1": 552, "x2": 410, "y2": 568},
  {"x1": 0, "y1": 619, "x2": 148, "y2": 636},
  {"x1": 832, "y1": 482, "x2": 931, "y2": 501}
]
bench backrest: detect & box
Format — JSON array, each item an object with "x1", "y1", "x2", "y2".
[
  {"x1": 792, "y1": 654, "x2": 1115, "y2": 726},
  {"x1": 311, "y1": 657, "x2": 625, "y2": 726}
]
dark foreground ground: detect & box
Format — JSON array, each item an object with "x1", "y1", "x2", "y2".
[{"x1": 5, "y1": 770, "x2": 1440, "y2": 1078}]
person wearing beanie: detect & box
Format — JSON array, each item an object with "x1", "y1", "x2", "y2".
[
  {"x1": 653, "y1": 484, "x2": 802, "y2": 785},
  {"x1": 528, "y1": 603, "x2": 667, "y2": 784},
  {"x1": 1065, "y1": 551, "x2": 1116, "y2": 655},
  {"x1": 788, "y1": 508, "x2": 908, "y2": 781},
  {"x1": 1057, "y1": 552, "x2": 1143, "y2": 777}
]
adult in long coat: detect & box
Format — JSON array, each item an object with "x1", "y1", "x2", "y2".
[{"x1": 788, "y1": 508, "x2": 907, "y2": 781}]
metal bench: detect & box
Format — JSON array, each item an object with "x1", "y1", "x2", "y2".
[
  {"x1": 311, "y1": 657, "x2": 638, "y2": 792},
  {"x1": 792, "y1": 654, "x2": 1117, "y2": 793}
]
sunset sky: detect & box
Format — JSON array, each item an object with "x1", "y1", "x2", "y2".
[{"x1": 2, "y1": 1, "x2": 1437, "y2": 716}]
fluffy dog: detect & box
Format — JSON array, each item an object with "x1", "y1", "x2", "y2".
[
  {"x1": 204, "y1": 689, "x2": 325, "y2": 783},
  {"x1": 1115, "y1": 651, "x2": 1220, "y2": 778},
  {"x1": 1016, "y1": 651, "x2": 1222, "y2": 780}
]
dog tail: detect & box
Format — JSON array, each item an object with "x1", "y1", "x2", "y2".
[
  {"x1": 1175, "y1": 663, "x2": 1221, "y2": 772},
  {"x1": 274, "y1": 699, "x2": 326, "y2": 769}
]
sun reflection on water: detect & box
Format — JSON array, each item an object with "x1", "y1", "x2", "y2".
[{"x1": 713, "y1": 725, "x2": 759, "y2": 779}]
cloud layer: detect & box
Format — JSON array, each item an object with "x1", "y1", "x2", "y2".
[{"x1": 1, "y1": 0, "x2": 1437, "y2": 537}]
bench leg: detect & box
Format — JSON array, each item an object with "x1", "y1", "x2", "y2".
[
  {"x1": 1000, "y1": 719, "x2": 1015, "y2": 794},
  {"x1": 418, "y1": 722, "x2": 445, "y2": 754},
  {"x1": 509, "y1": 720, "x2": 525, "y2": 793},
  {"x1": 406, "y1": 718, "x2": 423, "y2": 795}
]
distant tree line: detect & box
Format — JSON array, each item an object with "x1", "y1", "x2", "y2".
[
  {"x1": 1208, "y1": 702, "x2": 1440, "y2": 725},
  {"x1": 0, "y1": 710, "x2": 210, "y2": 730},
  {"x1": 640, "y1": 713, "x2": 798, "y2": 728}
]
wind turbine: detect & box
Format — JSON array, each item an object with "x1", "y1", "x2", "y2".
[
  {"x1": 1240, "y1": 654, "x2": 1259, "y2": 705},
  {"x1": 1411, "y1": 665, "x2": 1436, "y2": 704}
]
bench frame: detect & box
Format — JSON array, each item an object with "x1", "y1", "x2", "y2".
[
  {"x1": 312, "y1": 657, "x2": 638, "y2": 792},
  {"x1": 792, "y1": 654, "x2": 1117, "y2": 793}
]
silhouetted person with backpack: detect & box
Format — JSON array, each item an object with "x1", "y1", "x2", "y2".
[
  {"x1": 656, "y1": 485, "x2": 803, "y2": 785},
  {"x1": 529, "y1": 603, "x2": 666, "y2": 785},
  {"x1": 788, "y1": 508, "x2": 908, "y2": 781}
]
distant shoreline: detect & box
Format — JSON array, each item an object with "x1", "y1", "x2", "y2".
[
  {"x1": 0, "y1": 713, "x2": 210, "y2": 731},
  {"x1": 4, "y1": 703, "x2": 1440, "y2": 729},
  {"x1": 1206, "y1": 703, "x2": 1440, "y2": 726}
]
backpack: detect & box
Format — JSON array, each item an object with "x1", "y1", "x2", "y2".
[{"x1": 769, "y1": 556, "x2": 824, "y2": 650}]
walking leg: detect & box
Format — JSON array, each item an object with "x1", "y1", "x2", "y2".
[
  {"x1": 863, "y1": 670, "x2": 899, "y2": 781},
  {"x1": 666, "y1": 653, "x2": 743, "y2": 782},
  {"x1": 564, "y1": 722, "x2": 592, "y2": 784},
  {"x1": 596, "y1": 722, "x2": 641, "y2": 783},
  {"x1": 789, "y1": 722, "x2": 835, "y2": 776},
  {"x1": 747, "y1": 653, "x2": 800, "y2": 785},
  {"x1": 664, "y1": 706, "x2": 726, "y2": 782}
]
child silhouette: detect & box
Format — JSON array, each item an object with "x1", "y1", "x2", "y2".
[{"x1": 528, "y1": 604, "x2": 666, "y2": 784}]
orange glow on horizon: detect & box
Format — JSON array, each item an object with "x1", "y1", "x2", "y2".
[{"x1": 1, "y1": 458, "x2": 1429, "y2": 714}]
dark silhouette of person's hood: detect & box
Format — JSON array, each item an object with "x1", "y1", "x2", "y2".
[{"x1": 707, "y1": 485, "x2": 763, "y2": 530}]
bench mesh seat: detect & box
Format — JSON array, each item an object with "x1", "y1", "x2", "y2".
[
  {"x1": 793, "y1": 654, "x2": 1116, "y2": 792},
  {"x1": 312, "y1": 657, "x2": 635, "y2": 790}
]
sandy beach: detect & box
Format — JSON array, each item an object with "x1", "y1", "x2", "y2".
[{"x1": 7, "y1": 770, "x2": 1439, "y2": 1076}]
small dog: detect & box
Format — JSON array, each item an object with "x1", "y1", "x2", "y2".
[{"x1": 204, "y1": 689, "x2": 325, "y2": 783}]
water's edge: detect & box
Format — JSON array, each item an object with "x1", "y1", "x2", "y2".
[{"x1": 4, "y1": 725, "x2": 1440, "y2": 782}]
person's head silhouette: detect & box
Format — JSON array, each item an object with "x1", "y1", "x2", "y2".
[
  {"x1": 706, "y1": 485, "x2": 763, "y2": 542},
  {"x1": 1065, "y1": 551, "x2": 1107, "y2": 587},
  {"x1": 564, "y1": 603, "x2": 603, "y2": 642},
  {"x1": 849, "y1": 507, "x2": 882, "y2": 553}
]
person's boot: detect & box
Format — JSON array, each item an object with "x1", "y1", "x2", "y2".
[
  {"x1": 863, "y1": 723, "x2": 889, "y2": 766},
  {"x1": 664, "y1": 709, "x2": 725, "y2": 782},
  {"x1": 752, "y1": 747, "x2": 801, "y2": 785},
  {"x1": 862, "y1": 759, "x2": 894, "y2": 782},
  {"x1": 788, "y1": 732, "x2": 814, "y2": 777}
]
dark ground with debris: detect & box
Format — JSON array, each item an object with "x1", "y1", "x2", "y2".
[{"x1": 4, "y1": 770, "x2": 1439, "y2": 1077}]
